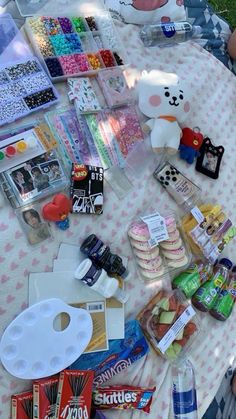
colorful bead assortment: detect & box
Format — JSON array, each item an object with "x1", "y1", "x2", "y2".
[
  {"x1": 99, "y1": 50, "x2": 115, "y2": 68},
  {"x1": 24, "y1": 87, "x2": 57, "y2": 109},
  {"x1": 42, "y1": 17, "x2": 62, "y2": 36},
  {"x1": 27, "y1": 14, "x2": 124, "y2": 79},
  {"x1": 85, "y1": 16, "x2": 98, "y2": 31},
  {"x1": 35, "y1": 35, "x2": 55, "y2": 57},
  {"x1": 45, "y1": 57, "x2": 64, "y2": 77},
  {"x1": 58, "y1": 17, "x2": 73, "y2": 34},
  {"x1": 59, "y1": 55, "x2": 80, "y2": 75},
  {"x1": 0, "y1": 59, "x2": 58, "y2": 126},
  {"x1": 28, "y1": 17, "x2": 47, "y2": 36},
  {"x1": 87, "y1": 54, "x2": 102, "y2": 70},
  {"x1": 6, "y1": 60, "x2": 41, "y2": 80},
  {"x1": 71, "y1": 17, "x2": 86, "y2": 33},
  {"x1": 74, "y1": 54, "x2": 91, "y2": 72},
  {"x1": 22, "y1": 73, "x2": 51, "y2": 94}
]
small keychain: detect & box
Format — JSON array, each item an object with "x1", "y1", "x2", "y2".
[
  {"x1": 179, "y1": 127, "x2": 204, "y2": 164},
  {"x1": 42, "y1": 193, "x2": 71, "y2": 230},
  {"x1": 195, "y1": 137, "x2": 225, "y2": 179}
]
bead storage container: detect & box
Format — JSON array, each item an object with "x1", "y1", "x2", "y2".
[
  {"x1": 137, "y1": 289, "x2": 200, "y2": 361},
  {"x1": 25, "y1": 13, "x2": 125, "y2": 82},
  {"x1": 0, "y1": 14, "x2": 59, "y2": 127},
  {"x1": 0, "y1": 58, "x2": 59, "y2": 126},
  {"x1": 128, "y1": 212, "x2": 191, "y2": 283}
]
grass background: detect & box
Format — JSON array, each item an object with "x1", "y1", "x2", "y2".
[{"x1": 208, "y1": 0, "x2": 236, "y2": 29}]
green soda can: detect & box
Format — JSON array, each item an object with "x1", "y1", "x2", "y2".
[
  {"x1": 209, "y1": 266, "x2": 236, "y2": 321},
  {"x1": 191, "y1": 258, "x2": 232, "y2": 312},
  {"x1": 172, "y1": 261, "x2": 213, "y2": 299}
]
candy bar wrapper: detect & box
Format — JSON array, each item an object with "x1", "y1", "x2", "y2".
[
  {"x1": 97, "y1": 68, "x2": 132, "y2": 108},
  {"x1": 33, "y1": 375, "x2": 59, "y2": 419},
  {"x1": 70, "y1": 164, "x2": 104, "y2": 215},
  {"x1": 68, "y1": 78, "x2": 101, "y2": 113},
  {"x1": 55, "y1": 370, "x2": 94, "y2": 419},
  {"x1": 93, "y1": 385, "x2": 156, "y2": 413},
  {"x1": 107, "y1": 106, "x2": 144, "y2": 157},
  {"x1": 69, "y1": 320, "x2": 149, "y2": 386},
  {"x1": 11, "y1": 391, "x2": 33, "y2": 419}
]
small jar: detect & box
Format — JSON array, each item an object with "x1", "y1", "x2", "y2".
[{"x1": 228, "y1": 29, "x2": 236, "y2": 60}]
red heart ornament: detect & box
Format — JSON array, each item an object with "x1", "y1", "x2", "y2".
[{"x1": 42, "y1": 194, "x2": 72, "y2": 222}]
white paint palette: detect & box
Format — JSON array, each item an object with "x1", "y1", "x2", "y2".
[{"x1": 0, "y1": 298, "x2": 93, "y2": 379}]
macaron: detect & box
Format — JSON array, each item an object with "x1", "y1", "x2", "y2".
[
  {"x1": 140, "y1": 264, "x2": 165, "y2": 280},
  {"x1": 137, "y1": 255, "x2": 163, "y2": 270},
  {"x1": 167, "y1": 254, "x2": 188, "y2": 268},
  {"x1": 160, "y1": 238, "x2": 182, "y2": 250},
  {"x1": 162, "y1": 246, "x2": 186, "y2": 260},
  {"x1": 167, "y1": 229, "x2": 180, "y2": 242},
  {"x1": 128, "y1": 221, "x2": 150, "y2": 241},
  {"x1": 134, "y1": 247, "x2": 160, "y2": 260},
  {"x1": 130, "y1": 238, "x2": 153, "y2": 252},
  {"x1": 164, "y1": 216, "x2": 177, "y2": 233}
]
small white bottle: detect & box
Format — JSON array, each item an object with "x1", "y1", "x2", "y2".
[{"x1": 75, "y1": 259, "x2": 129, "y2": 303}]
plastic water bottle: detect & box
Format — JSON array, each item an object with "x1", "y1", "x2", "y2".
[
  {"x1": 140, "y1": 21, "x2": 202, "y2": 47},
  {"x1": 172, "y1": 358, "x2": 198, "y2": 419}
]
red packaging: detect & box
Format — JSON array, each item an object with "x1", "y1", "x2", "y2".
[
  {"x1": 11, "y1": 391, "x2": 33, "y2": 419},
  {"x1": 33, "y1": 375, "x2": 59, "y2": 419},
  {"x1": 55, "y1": 370, "x2": 94, "y2": 419},
  {"x1": 92, "y1": 385, "x2": 156, "y2": 414}
]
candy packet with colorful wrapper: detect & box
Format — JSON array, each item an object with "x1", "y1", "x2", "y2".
[
  {"x1": 92, "y1": 385, "x2": 156, "y2": 413},
  {"x1": 69, "y1": 320, "x2": 149, "y2": 386}
]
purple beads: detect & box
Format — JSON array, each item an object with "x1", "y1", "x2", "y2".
[{"x1": 58, "y1": 17, "x2": 73, "y2": 33}]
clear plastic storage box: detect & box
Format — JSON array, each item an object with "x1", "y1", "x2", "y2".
[
  {"x1": 0, "y1": 14, "x2": 59, "y2": 127},
  {"x1": 24, "y1": 13, "x2": 125, "y2": 82},
  {"x1": 137, "y1": 289, "x2": 200, "y2": 361}
]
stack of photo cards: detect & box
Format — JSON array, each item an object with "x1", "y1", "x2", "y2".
[
  {"x1": 70, "y1": 164, "x2": 104, "y2": 214},
  {"x1": 28, "y1": 243, "x2": 125, "y2": 344}
]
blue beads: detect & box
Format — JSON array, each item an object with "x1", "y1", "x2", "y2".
[
  {"x1": 65, "y1": 33, "x2": 83, "y2": 53},
  {"x1": 50, "y1": 34, "x2": 72, "y2": 56}
]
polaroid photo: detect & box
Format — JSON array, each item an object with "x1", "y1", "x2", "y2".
[
  {"x1": 16, "y1": 203, "x2": 52, "y2": 246},
  {"x1": 5, "y1": 149, "x2": 67, "y2": 206},
  {"x1": 196, "y1": 138, "x2": 225, "y2": 180}
]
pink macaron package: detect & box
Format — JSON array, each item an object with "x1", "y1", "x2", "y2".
[{"x1": 128, "y1": 212, "x2": 192, "y2": 282}]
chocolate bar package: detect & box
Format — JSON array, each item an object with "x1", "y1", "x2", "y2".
[
  {"x1": 33, "y1": 375, "x2": 59, "y2": 419},
  {"x1": 11, "y1": 391, "x2": 33, "y2": 419},
  {"x1": 70, "y1": 164, "x2": 104, "y2": 214},
  {"x1": 69, "y1": 320, "x2": 149, "y2": 386},
  {"x1": 55, "y1": 370, "x2": 94, "y2": 419}
]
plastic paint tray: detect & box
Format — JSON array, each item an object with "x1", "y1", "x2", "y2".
[{"x1": 25, "y1": 13, "x2": 125, "y2": 82}]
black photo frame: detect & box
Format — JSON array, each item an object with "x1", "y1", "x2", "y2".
[{"x1": 195, "y1": 137, "x2": 224, "y2": 180}]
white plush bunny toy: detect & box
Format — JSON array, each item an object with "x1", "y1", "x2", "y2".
[{"x1": 137, "y1": 70, "x2": 191, "y2": 154}]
